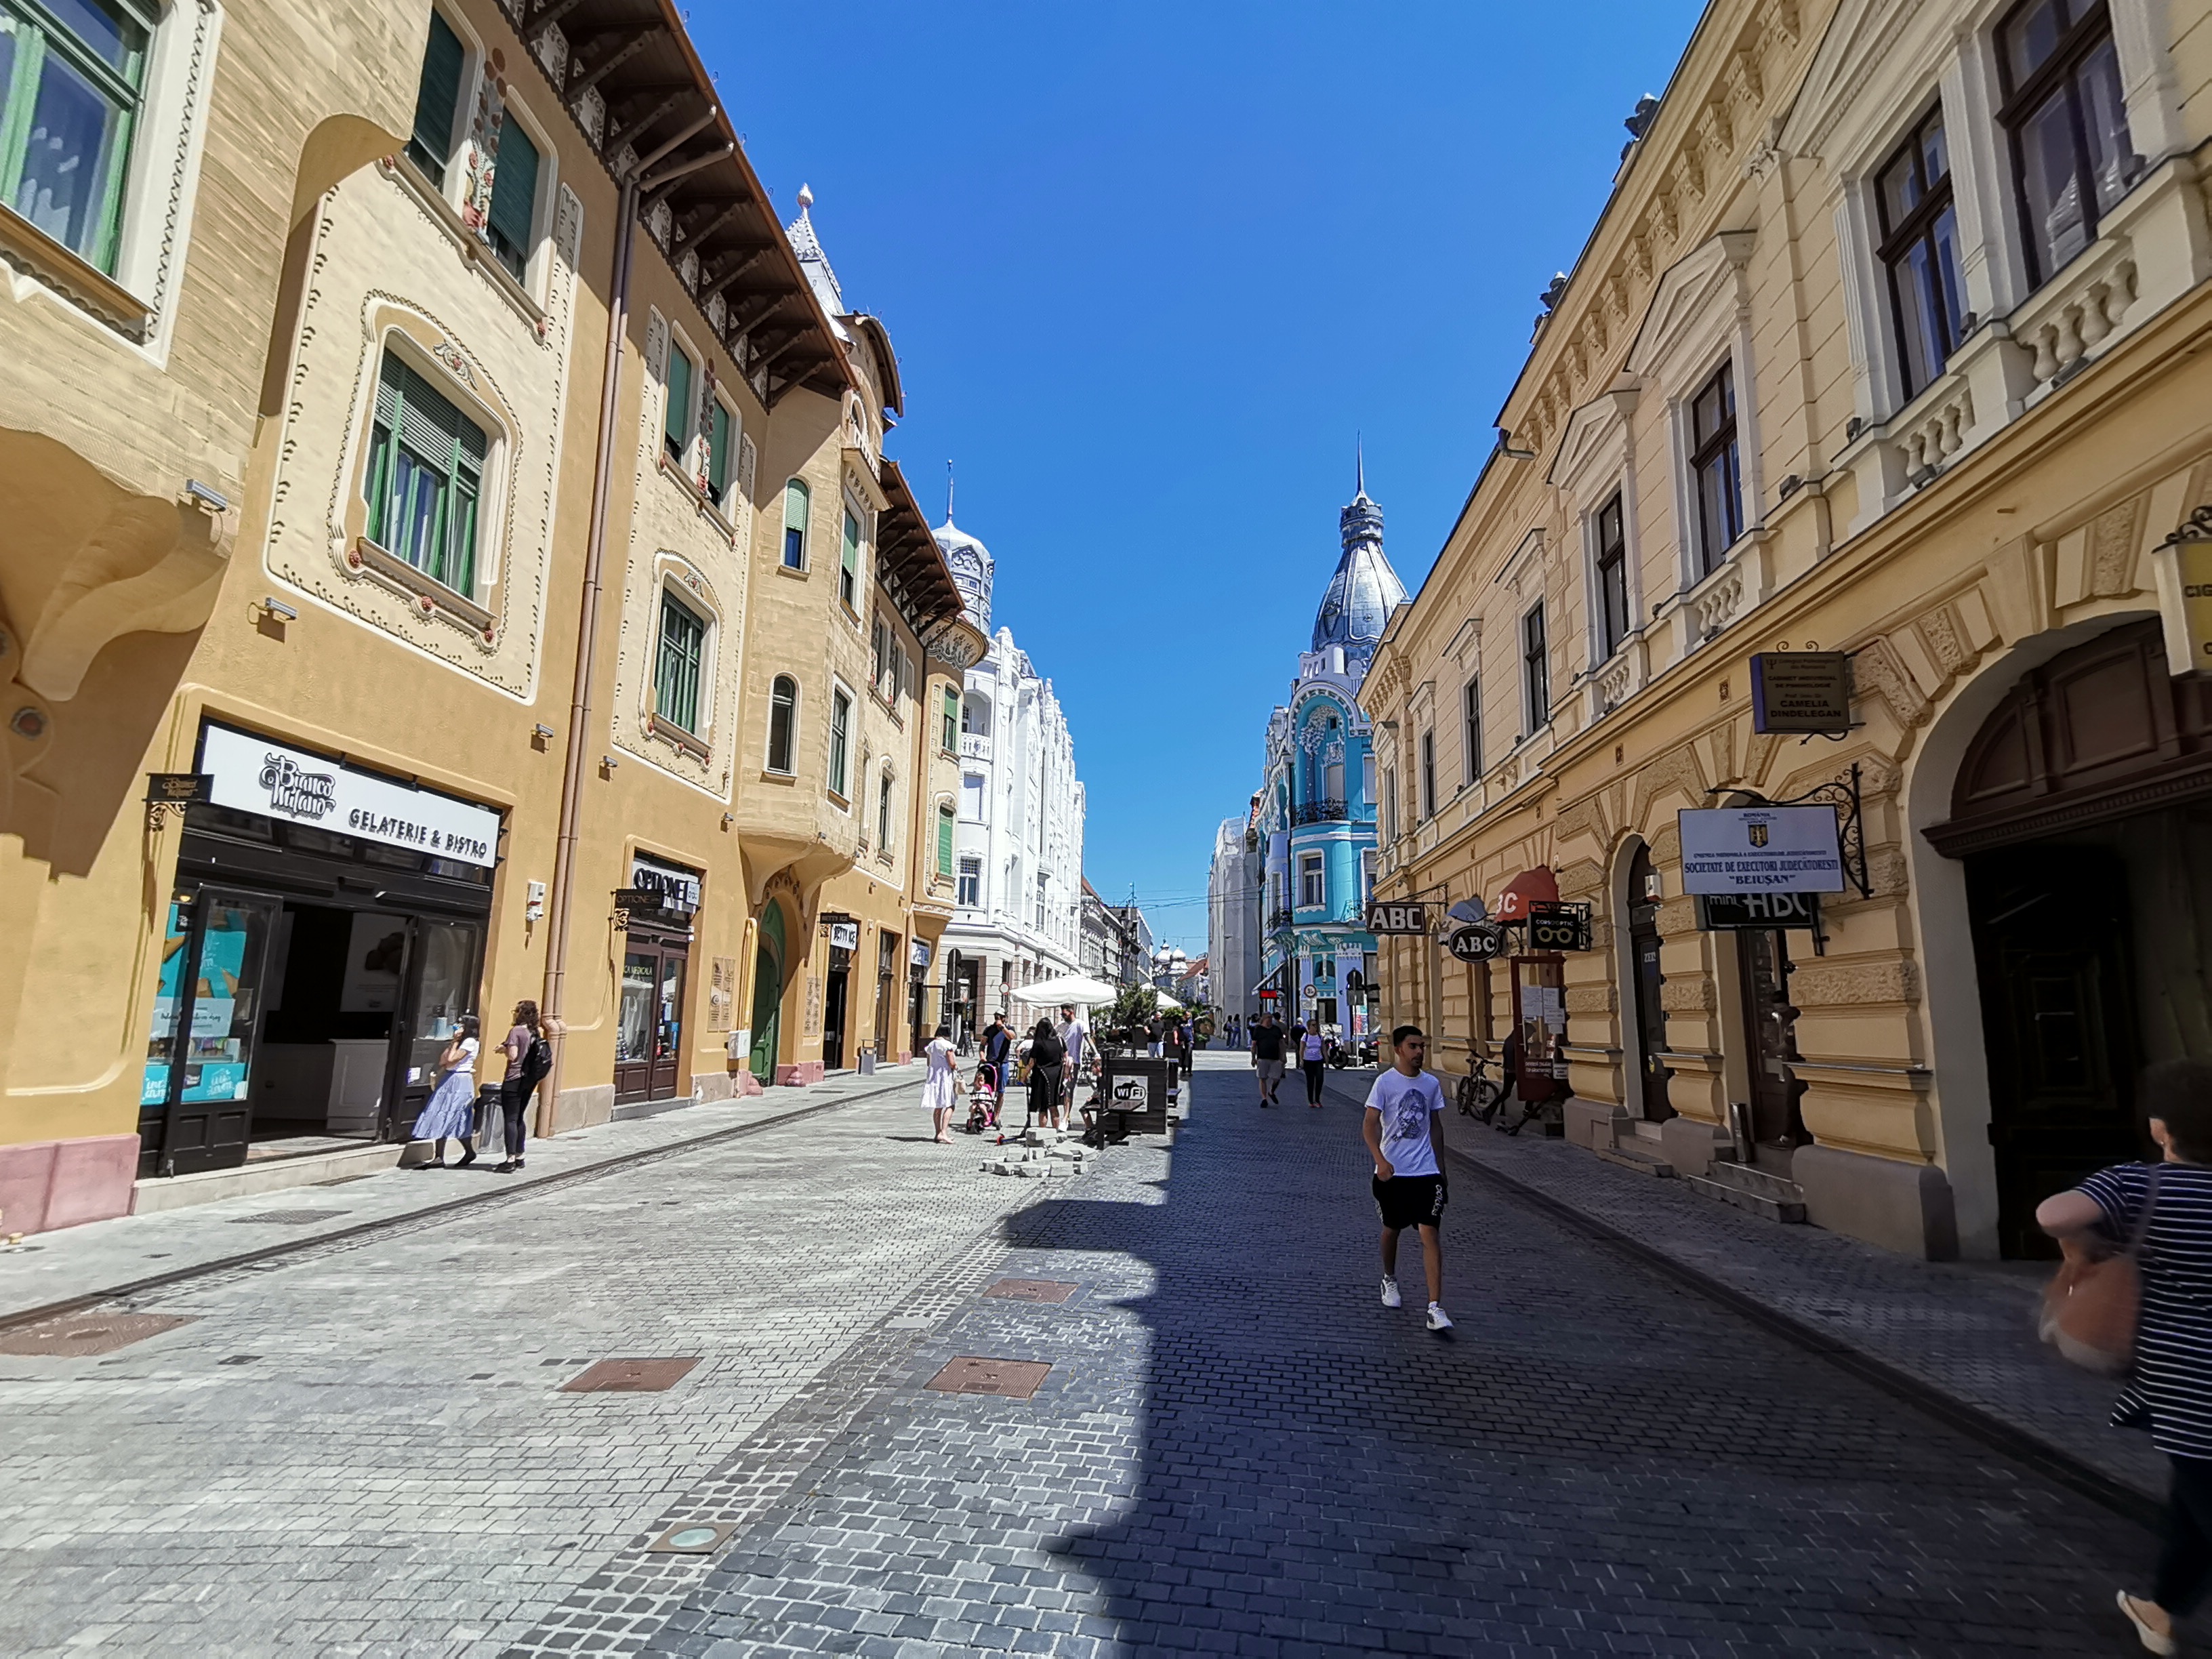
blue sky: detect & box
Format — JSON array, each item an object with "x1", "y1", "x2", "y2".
[{"x1": 694, "y1": 1, "x2": 1705, "y2": 953}]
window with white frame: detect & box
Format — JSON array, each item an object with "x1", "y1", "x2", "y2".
[
  {"x1": 1383, "y1": 768, "x2": 1398, "y2": 841},
  {"x1": 827, "y1": 683, "x2": 852, "y2": 800},
  {"x1": 1035, "y1": 872, "x2": 1048, "y2": 930},
  {"x1": 877, "y1": 769, "x2": 895, "y2": 850},
  {"x1": 1461, "y1": 678, "x2": 1483, "y2": 783},
  {"x1": 1362, "y1": 752, "x2": 1376, "y2": 805},
  {"x1": 1521, "y1": 603, "x2": 1549, "y2": 734},
  {"x1": 960, "y1": 771, "x2": 985, "y2": 821},
  {"x1": 1, "y1": 0, "x2": 151, "y2": 272},
  {"x1": 1996, "y1": 0, "x2": 2143, "y2": 289},
  {"x1": 485, "y1": 119, "x2": 541, "y2": 282},
  {"x1": 957, "y1": 856, "x2": 981, "y2": 909},
  {"x1": 838, "y1": 504, "x2": 861, "y2": 611},
  {"x1": 1688, "y1": 365, "x2": 1741, "y2": 575},
  {"x1": 1593, "y1": 492, "x2": 1631, "y2": 659},
  {"x1": 1418, "y1": 731, "x2": 1435, "y2": 819},
  {"x1": 403, "y1": 8, "x2": 466, "y2": 188},
  {"x1": 781, "y1": 478, "x2": 809, "y2": 569},
  {"x1": 1876, "y1": 108, "x2": 1967, "y2": 401},
  {"x1": 1361, "y1": 851, "x2": 1378, "y2": 906},
  {"x1": 765, "y1": 674, "x2": 796, "y2": 773}
]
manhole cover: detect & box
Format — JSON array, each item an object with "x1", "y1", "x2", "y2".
[
  {"x1": 647, "y1": 1520, "x2": 737, "y2": 1553},
  {"x1": 229, "y1": 1210, "x2": 350, "y2": 1225},
  {"x1": 926, "y1": 1356, "x2": 1052, "y2": 1399},
  {"x1": 559, "y1": 1357, "x2": 700, "y2": 1393},
  {"x1": 0, "y1": 1311, "x2": 197, "y2": 1357},
  {"x1": 985, "y1": 1279, "x2": 1078, "y2": 1303}
]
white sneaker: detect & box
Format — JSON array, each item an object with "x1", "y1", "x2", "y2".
[
  {"x1": 1379, "y1": 1276, "x2": 1401, "y2": 1309},
  {"x1": 1426, "y1": 1303, "x2": 1454, "y2": 1331}
]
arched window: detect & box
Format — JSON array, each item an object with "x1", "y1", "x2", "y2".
[
  {"x1": 877, "y1": 768, "x2": 895, "y2": 848},
  {"x1": 782, "y1": 478, "x2": 810, "y2": 569},
  {"x1": 766, "y1": 675, "x2": 797, "y2": 773}
]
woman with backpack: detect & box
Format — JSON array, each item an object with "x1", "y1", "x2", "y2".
[{"x1": 494, "y1": 1000, "x2": 550, "y2": 1174}]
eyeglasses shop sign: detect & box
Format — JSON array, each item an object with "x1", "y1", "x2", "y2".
[
  {"x1": 199, "y1": 723, "x2": 500, "y2": 867},
  {"x1": 1677, "y1": 805, "x2": 1845, "y2": 895}
]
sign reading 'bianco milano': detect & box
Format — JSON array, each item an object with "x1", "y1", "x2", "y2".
[{"x1": 198, "y1": 722, "x2": 501, "y2": 867}]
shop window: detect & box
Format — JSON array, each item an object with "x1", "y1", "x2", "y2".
[
  {"x1": 827, "y1": 684, "x2": 851, "y2": 799},
  {"x1": 403, "y1": 7, "x2": 465, "y2": 188},
  {"x1": 839, "y1": 506, "x2": 861, "y2": 610},
  {"x1": 1522, "y1": 602, "x2": 1549, "y2": 734},
  {"x1": 705, "y1": 399, "x2": 735, "y2": 510},
  {"x1": 486, "y1": 118, "x2": 540, "y2": 281},
  {"x1": 765, "y1": 674, "x2": 796, "y2": 773},
  {"x1": 937, "y1": 803, "x2": 955, "y2": 876},
  {"x1": 653, "y1": 590, "x2": 706, "y2": 737},
  {"x1": 1875, "y1": 108, "x2": 1965, "y2": 401},
  {"x1": 663, "y1": 338, "x2": 695, "y2": 466},
  {"x1": 1594, "y1": 492, "x2": 1631, "y2": 659},
  {"x1": 782, "y1": 478, "x2": 809, "y2": 568},
  {"x1": 1998, "y1": 0, "x2": 2142, "y2": 288},
  {"x1": 957, "y1": 855, "x2": 981, "y2": 908},
  {"x1": 365, "y1": 348, "x2": 487, "y2": 598},
  {"x1": 1689, "y1": 364, "x2": 1741, "y2": 575},
  {"x1": 0, "y1": 0, "x2": 150, "y2": 272}
]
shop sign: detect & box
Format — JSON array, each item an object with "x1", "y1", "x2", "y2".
[
  {"x1": 629, "y1": 852, "x2": 701, "y2": 914},
  {"x1": 827, "y1": 921, "x2": 859, "y2": 950},
  {"x1": 910, "y1": 939, "x2": 932, "y2": 968},
  {"x1": 1749, "y1": 652, "x2": 1852, "y2": 734},
  {"x1": 1526, "y1": 901, "x2": 1592, "y2": 951},
  {"x1": 1677, "y1": 805, "x2": 1845, "y2": 894},
  {"x1": 1696, "y1": 891, "x2": 1822, "y2": 930},
  {"x1": 199, "y1": 722, "x2": 499, "y2": 867},
  {"x1": 1366, "y1": 901, "x2": 1430, "y2": 935},
  {"x1": 144, "y1": 772, "x2": 210, "y2": 805},
  {"x1": 1445, "y1": 923, "x2": 1504, "y2": 962}
]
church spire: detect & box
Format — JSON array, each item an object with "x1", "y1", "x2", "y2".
[{"x1": 1355, "y1": 434, "x2": 1364, "y2": 500}]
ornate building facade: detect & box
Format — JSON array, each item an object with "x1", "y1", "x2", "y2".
[
  {"x1": 935, "y1": 517, "x2": 1087, "y2": 1041},
  {"x1": 1364, "y1": 0, "x2": 2212, "y2": 1261},
  {"x1": 1250, "y1": 475, "x2": 1406, "y2": 1036},
  {"x1": 1207, "y1": 800, "x2": 1264, "y2": 1023}
]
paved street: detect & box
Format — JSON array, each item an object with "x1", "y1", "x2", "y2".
[{"x1": 2, "y1": 1054, "x2": 2165, "y2": 1657}]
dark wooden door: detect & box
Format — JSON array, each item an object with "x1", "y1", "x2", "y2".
[
  {"x1": 1968, "y1": 846, "x2": 2144, "y2": 1258},
  {"x1": 142, "y1": 888, "x2": 283, "y2": 1176},
  {"x1": 822, "y1": 962, "x2": 849, "y2": 1070},
  {"x1": 615, "y1": 933, "x2": 687, "y2": 1103},
  {"x1": 1736, "y1": 928, "x2": 1807, "y2": 1155}
]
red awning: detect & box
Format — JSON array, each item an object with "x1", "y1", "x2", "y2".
[{"x1": 1492, "y1": 866, "x2": 1559, "y2": 921}]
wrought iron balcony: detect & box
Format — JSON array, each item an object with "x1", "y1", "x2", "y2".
[
  {"x1": 1292, "y1": 799, "x2": 1347, "y2": 825},
  {"x1": 1268, "y1": 907, "x2": 1294, "y2": 931}
]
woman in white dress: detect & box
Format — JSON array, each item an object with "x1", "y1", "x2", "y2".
[
  {"x1": 413, "y1": 1015, "x2": 481, "y2": 1168},
  {"x1": 922, "y1": 1024, "x2": 960, "y2": 1143}
]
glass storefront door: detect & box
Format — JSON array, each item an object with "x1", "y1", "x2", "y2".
[
  {"x1": 390, "y1": 918, "x2": 483, "y2": 1141},
  {"x1": 138, "y1": 888, "x2": 283, "y2": 1177},
  {"x1": 615, "y1": 930, "x2": 689, "y2": 1102}
]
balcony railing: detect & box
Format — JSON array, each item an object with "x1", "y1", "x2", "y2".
[
  {"x1": 1268, "y1": 907, "x2": 1293, "y2": 931},
  {"x1": 960, "y1": 733, "x2": 991, "y2": 761},
  {"x1": 1292, "y1": 799, "x2": 1347, "y2": 825}
]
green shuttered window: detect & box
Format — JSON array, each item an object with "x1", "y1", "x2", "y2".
[
  {"x1": 705, "y1": 402, "x2": 733, "y2": 504},
  {"x1": 663, "y1": 343, "x2": 693, "y2": 464},
  {"x1": 365, "y1": 349, "x2": 488, "y2": 596},
  {"x1": 937, "y1": 804, "x2": 954, "y2": 877},
  {"x1": 486, "y1": 119, "x2": 539, "y2": 281},
  {"x1": 406, "y1": 10, "x2": 464, "y2": 187},
  {"x1": 781, "y1": 478, "x2": 809, "y2": 568},
  {"x1": 654, "y1": 591, "x2": 705, "y2": 736},
  {"x1": 839, "y1": 508, "x2": 861, "y2": 609}
]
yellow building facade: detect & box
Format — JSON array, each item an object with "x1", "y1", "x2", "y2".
[
  {"x1": 1365, "y1": 0, "x2": 2212, "y2": 1259},
  {"x1": 0, "y1": 0, "x2": 973, "y2": 1235}
]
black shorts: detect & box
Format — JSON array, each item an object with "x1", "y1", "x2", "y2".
[{"x1": 1372, "y1": 1173, "x2": 1446, "y2": 1231}]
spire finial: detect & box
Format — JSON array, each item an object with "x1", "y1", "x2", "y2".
[
  {"x1": 796, "y1": 182, "x2": 814, "y2": 211},
  {"x1": 1355, "y1": 434, "x2": 1364, "y2": 499},
  {"x1": 945, "y1": 459, "x2": 955, "y2": 523}
]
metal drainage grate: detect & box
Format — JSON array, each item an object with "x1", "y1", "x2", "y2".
[
  {"x1": 926, "y1": 1356, "x2": 1052, "y2": 1399},
  {"x1": 984, "y1": 1279, "x2": 1079, "y2": 1304},
  {"x1": 0, "y1": 1311, "x2": 197, "y2": 1357},
  {"x1": 645, "y1": 1520, "x2": 737, "y2": 1553},
  {"x1": 228, "y1": 1210, "x2": 350, "y2": 1225},
  {"x1": 559, "y1": 1357, "x2": 701, "y2": 1393}
]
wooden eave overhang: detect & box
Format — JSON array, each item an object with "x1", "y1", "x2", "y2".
[
  {"x1": 875, "y1": 457, "x2": 964, "y2": 640},
  {"x1": 514, "y1": 0, "x2": 855, "y2": 407}
]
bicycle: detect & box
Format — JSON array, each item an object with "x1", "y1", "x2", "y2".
[{"x1": 1455, "y1": 1057, "x2": 1503, "y2": 1121}]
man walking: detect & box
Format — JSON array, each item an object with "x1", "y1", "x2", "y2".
[
  {"x1": 1363, "y1": 1024, "x2": 1452, "y2": 1331},
  {"x1": 1250, "y1": 1010, "x2": 1286, "y2": 1107},
  {"x1": 1057, "y1": 1004, "x2": 1090, "y2": 1104}
]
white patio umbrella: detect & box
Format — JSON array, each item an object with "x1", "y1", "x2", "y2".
[
  {"x1": 1151, "y1": 991, "x2": 1184, "y2": 1011},
  {"x1": 1009, "y1": 973, "x2": 1119, "y2": 1006}
]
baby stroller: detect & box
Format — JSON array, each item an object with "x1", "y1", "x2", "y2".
[{"x1": 962, "y1": 1063, "x2": 1002, "y2": 1135}]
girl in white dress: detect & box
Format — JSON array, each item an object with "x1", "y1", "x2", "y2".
[
  {"x1": 413, "y1": 1015, "x2": 481, "y2": 1168},
  {"x1": 922, "y1": 1024, "x2": 960, "y2": 1143}
]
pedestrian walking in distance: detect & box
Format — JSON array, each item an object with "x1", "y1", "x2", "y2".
[
  {"x1": 493, "y1": 1000, "x2": 550, "y2": 1174},
  {"x1": 922, "y1": 1024, "x2": 960, "y2": 1143},
  {"x1": 413, "y1": 1015, "x2": 480, "y2": 1168},
  {"x1": 1250, "y1": 1011, "x2": 1286, "y2": 1107},
  {"x1": 1364, "y1": 1023, "x2": 1451, "y2": 1331},
  {"x1": 2039, "y1": 1059, "x2": 2212, "y2": 1655},
  {"x1": 1300, "y1": 1023, "x2": 1328, "y2": 1107}
]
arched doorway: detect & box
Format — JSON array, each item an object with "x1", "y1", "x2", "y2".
[
  {"x1": 1625, "y1": 842, "x2": 1673, "y2": 1122},
  {"x1": 1925, "y1": 619, "x2": 2199, "y2": 1254},
  {"x1": 748, "y1": 901, "x2": 786, "y2": 1082}
]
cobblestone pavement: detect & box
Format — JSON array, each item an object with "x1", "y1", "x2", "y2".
[
  {"x1": 0, "y1": 1082, "x2": 1048, "y2": 1658},
  {"x1": 654, "y1": 1054, "x2": 2156, "y2": 1659},
  {"x1": 4, "y1": 1056, "x2": 2173, "y2": 1657}
]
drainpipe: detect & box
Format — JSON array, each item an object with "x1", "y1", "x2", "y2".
[{"x1": 539, "y1": 173, "x2": 638, "y2": 1140}]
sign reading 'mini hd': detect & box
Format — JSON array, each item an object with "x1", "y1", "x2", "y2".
[
  {"x1": 199, "y1": 722, "x2": 501, "y2": 867},
  {"x1": 1677, "y1": 804, "x2": 1845, "y2": 895}
]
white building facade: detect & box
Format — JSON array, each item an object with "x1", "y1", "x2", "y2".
[
  {"x1": 1208, "y1": 806, "x2": 1264, "y2": 1023},
  {"x1": 935, "y1": 517, "x2": 1087, "y2": 1042}
]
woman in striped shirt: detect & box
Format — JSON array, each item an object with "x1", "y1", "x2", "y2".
[{"x1": 2039, "y1": 1059, "x2": 2212, "y2": 1655}]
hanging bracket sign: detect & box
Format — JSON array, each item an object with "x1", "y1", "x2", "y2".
[
  {"x1": 1444, "y1": 923, "x2": 1504, "y2": 962},
  {"x1": 1525, "y1": 901, "x2": 1593, "y2": 952},
  {"x1": 1365, "y1": 901, "x2": 1431, "y2": 935},
  {"x1": 1679, "y1": 804, "x2": 1847, "y2": 894},
  {"x1": 1696, "y1": 891, "x2": 1823, "y2": 930}
]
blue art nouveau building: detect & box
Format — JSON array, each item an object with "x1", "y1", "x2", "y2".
[{"x1": 1252, "y1": 474, "x2": 1408, "y2": 1035}]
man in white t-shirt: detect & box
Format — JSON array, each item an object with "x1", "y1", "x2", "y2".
[
  {"x1": 1057, "y1": 1005, "x2": 1089, "y2": 1077},
  {"x1": 1362, "y1": 1023, "x2": 1452, "y2": 1331}
]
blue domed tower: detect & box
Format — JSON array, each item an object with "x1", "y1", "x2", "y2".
[{"x1": 1310, "y1": 454, "x2": 1407, "y2": 680}]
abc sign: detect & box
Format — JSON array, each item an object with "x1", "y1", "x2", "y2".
[
  {"x1": 1446, "y1": 924, "x2": 1502, "y2": 962},
  {"x1": 1366, "y1": 901, "x2": 1429, "y2": 935}
]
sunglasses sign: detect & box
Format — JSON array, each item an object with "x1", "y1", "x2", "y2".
[{"x1": 1677, "y1": 805, "x2": 1845, "y2": 895}]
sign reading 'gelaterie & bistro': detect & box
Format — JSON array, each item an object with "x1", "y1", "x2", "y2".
[{"x1": 199, "y1": 722, "x2": 501, "y2": 867}]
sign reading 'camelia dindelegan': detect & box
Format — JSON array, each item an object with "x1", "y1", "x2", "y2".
[{"x1": 198, "y1": 721, "x2": 501, "y2": 867}]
